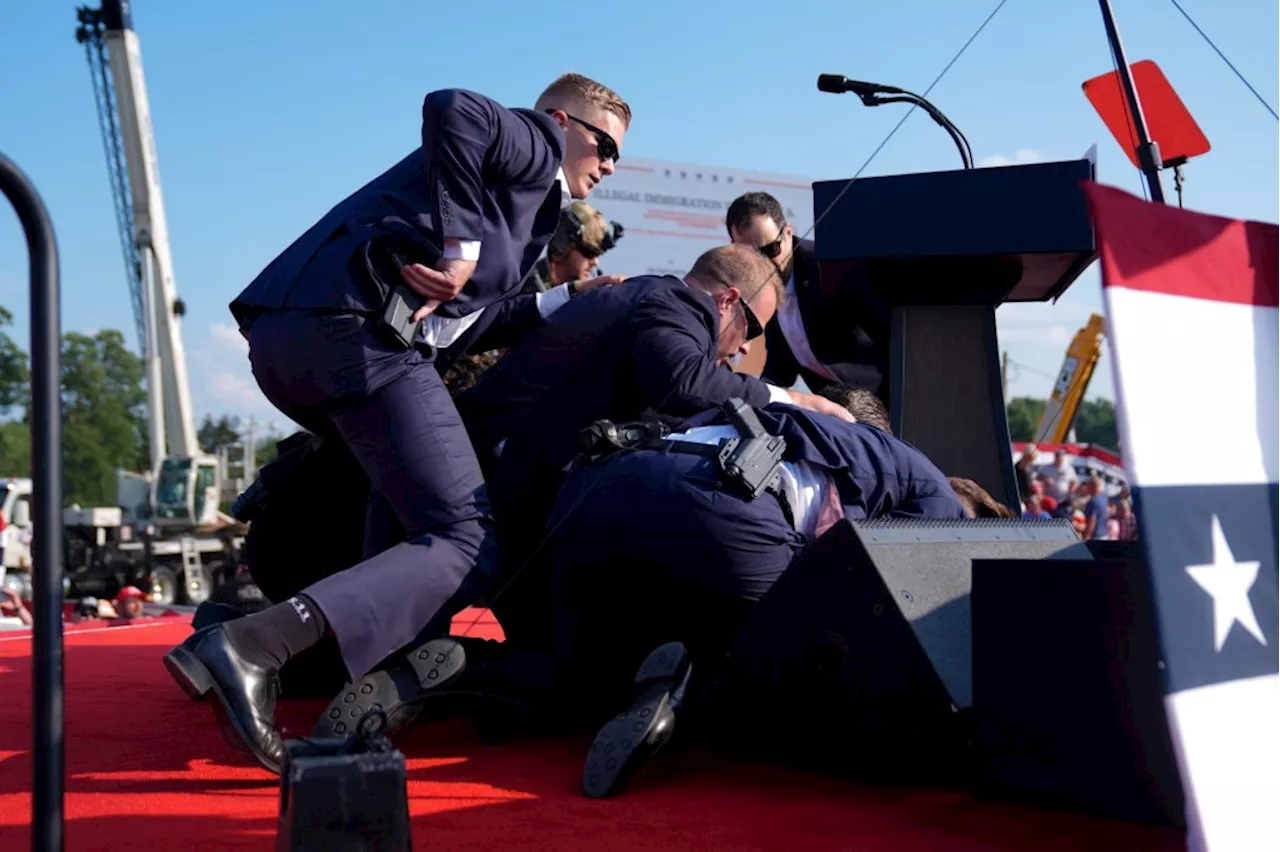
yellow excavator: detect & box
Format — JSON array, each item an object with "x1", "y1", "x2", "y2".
[{"x1": 1032, "y1": 313, "x2": 1107, "y2": 444}]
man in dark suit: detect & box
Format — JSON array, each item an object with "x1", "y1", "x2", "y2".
[
  {"x1": 556, "y1": 391, "x2": 965, "y2": 795},
  {"x1": 332, "y1": 389, "x2": 964, "y2": 789},
  {"x1": 726, "y1": 192, "x2": 888, "y2": 396},
  {"x1": 463, "y1": 243, "x2": 851, "y2": 634},
  {"x1": 305, "y1": 244, "x2": 856, "y2": 739},
  {"x1": 456, "y1": 242, "x2": 851, "y2": 479},
  {"x1": 363, "y1": 201, "x2": 629, "y2": 562},
  {"x1": 163, "y1": 73, "x2": 632, "y2": 774}
]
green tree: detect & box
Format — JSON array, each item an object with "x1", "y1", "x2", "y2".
[
  {"x1": 0, "y1": 421, "x2": 29, "y2": 477},
  {"x1": 1005, "y1": 396, "x2": 1119, "y2": 449},
  {"x1": 254, "y1": 427, "x2": 283, "y2": 468},
  {"x1": 61, "y1": 329, "x2": 148, "y2": 505},
  {"x1": 1073, "y1": 398, "x2": 1119, "y2": 449},
  {"x1": 1005, "y1": 396, "x2": 1047, "y2": 442},
  {"x1": 198, "y1": 414, "x2": 242, "y2": 453},
  {"x1": 0, "y1": 306, "x2": 30, "y2": 413}
]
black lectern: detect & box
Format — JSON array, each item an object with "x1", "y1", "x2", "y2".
[{"x1": 813, "y1": 158, "x2": 1098, "y2": 507}]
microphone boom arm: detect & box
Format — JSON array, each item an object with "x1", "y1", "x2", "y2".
[{"x1": 864, "y1": 92, "x2": 974, "y2": 169}]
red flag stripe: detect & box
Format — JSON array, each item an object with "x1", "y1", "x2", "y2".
[{"x1": 1084, "y1": 182, "x2": 1279, "y2": 308}]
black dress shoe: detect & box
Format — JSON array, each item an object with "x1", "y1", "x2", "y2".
[
  {"x1": 311, "y1": 637, "x2": 472, "y2": 739},
  {"x1": 310, "y1": 636, "x2": 549, "y2": 740},
  {"x1": 582, "y1": 641, "x2": 691, "y2": 798},
  {"x1": 180, "y1": 604, "x2": 245, "y2": 702},
  {"x1": 163, "y1": 625, "x2": 285, "y2": 774}
]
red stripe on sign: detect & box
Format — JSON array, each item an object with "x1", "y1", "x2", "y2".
[
  {"x1": 626, "y1": 227, "x2": 722, "y2": 241},
  {"x1": 744, "y1": 177, "x2": 811, "y2": 190},
  {"x1": 1084, "y1": 182, "x2": 1279, "y2": 308}
]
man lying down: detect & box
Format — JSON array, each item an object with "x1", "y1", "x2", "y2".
[{"x1": 333, "y1": 386, "x2": 1010, "y2": 789}]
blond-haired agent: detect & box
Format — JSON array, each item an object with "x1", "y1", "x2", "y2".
[{"x1": 168, "y1": 73, "x2": 633, "y2": 773}]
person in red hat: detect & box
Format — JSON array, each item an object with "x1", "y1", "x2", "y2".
[{"x1": 114, "y1": 586, "x2": 147, "y2": 620}]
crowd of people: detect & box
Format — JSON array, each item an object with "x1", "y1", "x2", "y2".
[
  {"x1": 157, "y1": 72, "x2": 1042, "y2": 797},
  {"x1": 1015, "y1": 447, "x2": 1138, "y2": 540},
  {"x1": 0, "y1": 584, "x2": 152, "y2": 630}
]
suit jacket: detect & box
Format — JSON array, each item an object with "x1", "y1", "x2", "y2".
[
  {"x1": 761, "y1": 238, "x2": 890, "y2": 396},
  {"x1": 433, "y1": 293, "x2": 542, "y2": 376},
  {"x1": 680, "y1": 403, "x2": 965, "y2": 520},
  {"x1": 434, "y1": 258, "x2": 558, "y2": 375},
  {"x1": 456, "y1": 275, "x2": 778, "y2": 472},
  {"x1": 230, "y1": 89, "x2": 566, "y2": 328}
]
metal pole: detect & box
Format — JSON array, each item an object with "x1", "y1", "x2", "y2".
[
  {"x1": 1097, "y1": 0, "x2": 1166, "y2": 203},
  {"x1": 0, "y1": 152, "x2": 65, "y2": 852}
]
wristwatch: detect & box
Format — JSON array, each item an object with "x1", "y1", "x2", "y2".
[{"x1": 566, "y1": 279, "x2": 579, "y2": 297}]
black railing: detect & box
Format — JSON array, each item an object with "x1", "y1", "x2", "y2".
[{"x1": 0, "y1": 152, "x2": 65, "y2": 852}]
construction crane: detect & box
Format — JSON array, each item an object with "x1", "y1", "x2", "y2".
[
  {"x1": 75, "y1": 0, "x2": 221, "y2": 529},
  {"x1": 1033, "y1": 313, "x2": 1107, "y2": 444}
]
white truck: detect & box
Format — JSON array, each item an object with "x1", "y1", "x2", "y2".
[
  {"x1": 1, "y1": 474, "x2": 242, "y2": 606},
  {"x1": 0, "y1": 479, "x2": 34, "y2": 586}
]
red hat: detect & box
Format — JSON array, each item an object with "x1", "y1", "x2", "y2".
[{"x1": 115, "y1": 586, "x2": 147, "y2": 602}]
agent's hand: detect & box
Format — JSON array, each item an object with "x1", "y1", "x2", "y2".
[
  {"x1": 402, "y1": 258, "x2": 476, "y2": 321},
  {"x1": 574, "y1": 273, "x2": 627, "y2": 294},
  {"x1": 787, "y1": 390, "x2": 857, "y2": 423}
]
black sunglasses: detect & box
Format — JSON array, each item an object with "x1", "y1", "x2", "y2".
[
  {"x1": 738, "y1": 298, "x2": 764, "y2": 341},
  {"x1": 709, "y1": 277, "x2": 764, "y2": 341},
  {"x1": 757, "y1": 227, "x2": 787, "y2": 259},
  {"x1": 553, "y1": 112, "x2": 620, "y2": 164}
]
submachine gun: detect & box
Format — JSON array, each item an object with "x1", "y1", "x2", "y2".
[{"x1": 579, "y1": 397, "x2": 788, "y2": 503}]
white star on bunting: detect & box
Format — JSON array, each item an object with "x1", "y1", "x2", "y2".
[{"x1": 1185, "y1": 515, "x2": 1266, "y2": 652}]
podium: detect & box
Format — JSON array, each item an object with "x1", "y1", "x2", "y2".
[{"x1": 813, "y1": 159, "x2": 1098, "y2": 508}]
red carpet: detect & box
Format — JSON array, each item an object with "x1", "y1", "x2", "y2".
[{"x1": 0, "y1": 611, "x2": 1184, "y2": 850}]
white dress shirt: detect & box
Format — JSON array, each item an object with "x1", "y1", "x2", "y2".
[
  {"x1": 420, "y1": 169, "x2": 572, "y2": 349},
  {"x1": 666, "y1": 424, "x2": 837, "y2": 536},
  {"x1": 776, "y1": 270, "x2": 836, "y2": 382}
]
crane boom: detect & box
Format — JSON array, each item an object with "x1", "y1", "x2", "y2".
[
  {"x1": 75, "y1": 0, "x2": 198, "y2": 468},
  {"x1": 1033, "y1": 313, "x2": 1106, "y2": 444}
]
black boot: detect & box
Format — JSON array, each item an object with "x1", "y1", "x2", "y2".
[
  {"x1": 581, "y1": 641, "x2": 691, "y2": 798},
  {"x1": 163, "y1": 625, "x2": 285, "y2": 774}
]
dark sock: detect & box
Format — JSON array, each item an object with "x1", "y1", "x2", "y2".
[{"x1": 221, "y1": 594, "x2": 328, "y2": 671}]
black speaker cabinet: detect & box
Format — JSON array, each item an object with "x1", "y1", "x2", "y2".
[
  {"x1": 715, "y1": 517, "x2": 1087, "y2": 782},
  {"x1": 972, "y1": 554, "x2": 1186, "y2": 827}
]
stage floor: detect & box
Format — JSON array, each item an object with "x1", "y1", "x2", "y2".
[{"x1": 0, "y1": 612, "x2": 1184, "y2": 850}]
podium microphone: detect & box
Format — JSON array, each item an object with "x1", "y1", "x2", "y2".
[
  {"x1": 817, "y1": 74, "x2": 904, "y2": 97},
  {"x1": 817, "y1": 73, "x2": 974, "y2": 170}
]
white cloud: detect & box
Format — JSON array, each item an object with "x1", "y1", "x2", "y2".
[
  {"x1": 978, "y1": 148, "x2": 1043, "y2": 168},
  {"x1": 180, "y1": 322, "x2": 297, "y2": 436},
  {"x1": 996, "y1": 299, "x2": 1115, "y2": 402},
  {"x1": 207, "y1": 369, "x2": 260, "y2": 404},
  {"x1": 208, "y1": 322, "x2": 249, "y2": 355},
  {"x1": 202, "y1": 369, "x2": 298, "y2": 435},
  {"x1": 998, "y1": 323, "x2": 1076, "y2": 345}
]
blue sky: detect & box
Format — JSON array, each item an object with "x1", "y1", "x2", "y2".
[{"x1": 2, "y1": 0, "x2": 1276, "y2": 435}]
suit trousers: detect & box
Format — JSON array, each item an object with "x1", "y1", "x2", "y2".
[
  {"x1": 247, "y1": 310, "x2": 500, "y2": 679},
  {"x1": 543, "y1": 450, "x2": 806, "y2": 715}
]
